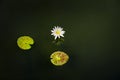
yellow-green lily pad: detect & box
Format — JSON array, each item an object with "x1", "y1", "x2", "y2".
[
  {"x1": 50, "y1": 51, "x2": 69, "y2": 66},
  {"x1": 17, "y1": 36, "x2": 34, "y2": 50}
]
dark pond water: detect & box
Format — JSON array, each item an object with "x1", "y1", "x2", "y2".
[{"x1": 0, "y1": 0, "x2": 120, "y2": 80}]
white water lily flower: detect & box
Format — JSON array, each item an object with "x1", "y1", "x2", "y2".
[{"x1": 51, "y1": 26, "x2": 65, "y2": 40}]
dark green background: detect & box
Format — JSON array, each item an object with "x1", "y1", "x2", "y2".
[{"x1": 0, "y1": 0, "x2": 120, "y2": 80}]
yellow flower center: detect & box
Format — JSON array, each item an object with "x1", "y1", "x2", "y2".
[{"x1": 56, "y1": 30, "x2": 60, "y2": 35}]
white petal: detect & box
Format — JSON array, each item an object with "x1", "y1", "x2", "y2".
[
  {"x1": 51, "y1": 33, "x2": 54, "y2": 35},
  {"x1": 60, "y1": 28, "x2": 63, "y2": 30},
  {"x1": 51, "y1": 30, "x2": 54, "y2": 32},
  {"x1": 61, "y1": 31, "x2": 65, "y2": 34},
  {"x1": 61, "y1": 35, "x2": 64, "y2": 37},
  {"x1": 54, "y1": 26, "x2": 57, "y2": 29},
  {"x1": 56, "y1": 26, "x2": 59, "y2": 28},
  {"x1": 55, "y1": 36, "x2": 57, "y2": 40},
  {"x1": 58, "y1": 35, "x2": 60, "y2": 38}
]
